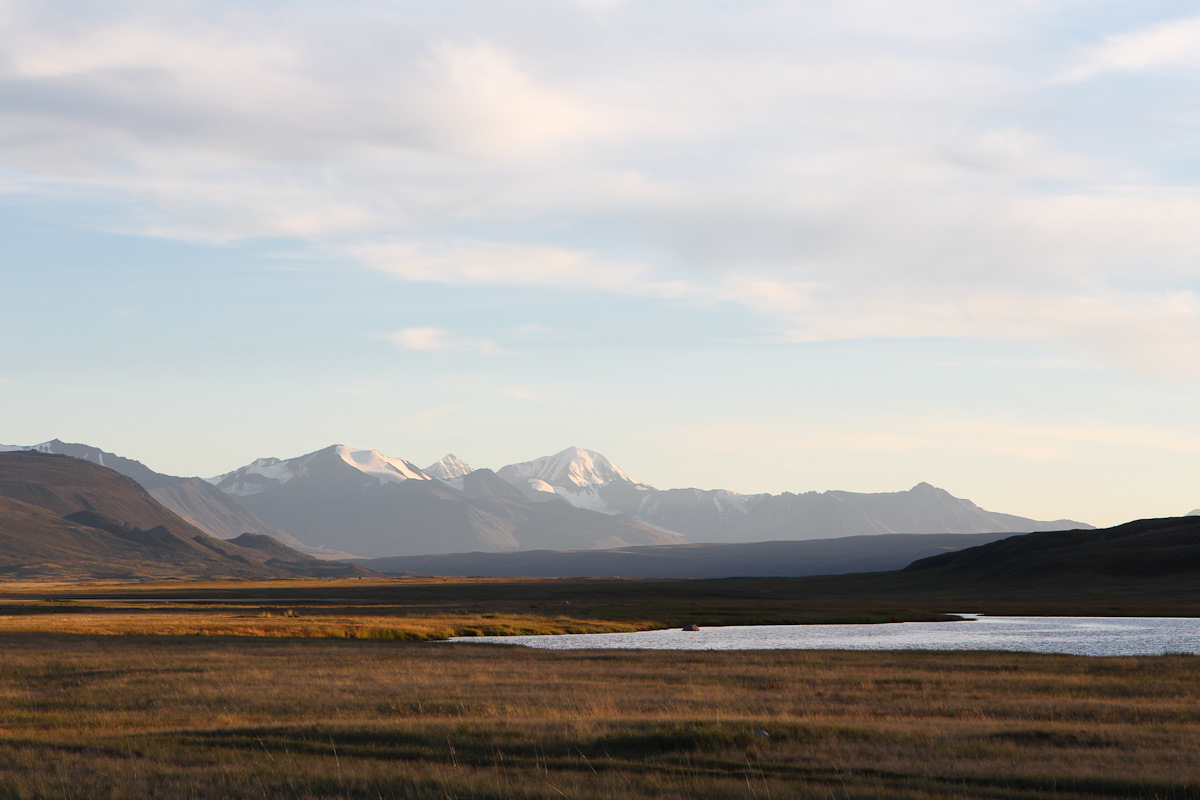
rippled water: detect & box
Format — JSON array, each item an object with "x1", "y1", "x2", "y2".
[{"x1": 452, "y1": 616, "x2": 1200, "y2": 657}]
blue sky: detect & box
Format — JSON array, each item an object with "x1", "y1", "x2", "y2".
[{"x1": 4, "y1": 0, "x2": 1200, "y2": 526}]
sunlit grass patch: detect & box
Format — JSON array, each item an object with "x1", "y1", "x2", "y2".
[{"x1": 0, "y1": 610, "x2": 660, "y2": 640}]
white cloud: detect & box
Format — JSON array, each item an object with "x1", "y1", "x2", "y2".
[
  {"x1": 418, "y1": 41, "x2": 613, "y2": 159},
  {"x1": 381, "y1": 327, "x2": 497, "y2": 354},
  {"x1": 354, "y1": 240, "x2": 691, "y2": 297},
  {"x1": 1063, "y1": 14, "x2": 1200, "y2": 81},
  {"x1": 3, "y1": 2, "x2": 1200, "y2": 376}
]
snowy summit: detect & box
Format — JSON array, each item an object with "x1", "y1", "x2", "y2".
[
  {"x1": 209, "y1": 444, "x2": 430, "y2": 496},
  {"x1": 423, "y1": 454, "x2": 473, "y2": 481},
  {"x1": 496, "y1": 446, "x2": 643, "y2": 490}
]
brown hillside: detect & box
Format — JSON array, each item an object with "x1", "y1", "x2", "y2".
[{"x1": 0, "y1": 452, "x2": 372, "y2": 580}]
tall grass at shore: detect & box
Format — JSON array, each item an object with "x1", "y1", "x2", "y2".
[{"x1": 1, "y1": 633, "x2": 1198, "y2": 798}]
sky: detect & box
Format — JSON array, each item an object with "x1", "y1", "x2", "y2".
[{"x1": 3, "y1": 0, "x2": 1200, "y2": 527}]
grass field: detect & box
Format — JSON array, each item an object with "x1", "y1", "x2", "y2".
[
  {"x1": 1, "y1": 576, "x2": 1198, "y2": 797},
  {"x1": 0, "y1": 576, "x2": 965, "y2": 641},
  {"x1": 1, "y1": 633, "x2": 1198, "y2": 799},
  {"x1": 2, "y1": 571, "x2": 1199, "y2": 642}
]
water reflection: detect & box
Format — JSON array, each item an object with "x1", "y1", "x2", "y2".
[{"x1": 452, "y1": 616, "x2": 1200, "y2": 657}]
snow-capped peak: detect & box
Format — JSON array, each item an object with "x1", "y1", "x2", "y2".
[
  {"x1": 497, "y1": 446, "x2": 643, "y2": 490},
  {"x1": 424, "y1": 454, "x2": 473, "y2": 481},
  {"x1": 209, "y1": 444, "x2": 431, "y2": 496},
  {"x1": 335, "y1": 445, "x2": 430, "y2": 483},
  {"x1": 208, "y1": 456, "x2": 296, "y2": 495}
]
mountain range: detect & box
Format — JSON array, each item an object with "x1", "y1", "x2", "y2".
[
  {"x1": 0, "y1": 451, "x2": 372, "y2": 580},
  {"x1": 495, "y1": 447, "x2": 1087, "y2": 542},
  {"x1": 2, "y1": 439, "x2": 1090, "y2": 559}
]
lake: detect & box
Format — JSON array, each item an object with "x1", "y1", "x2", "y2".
[{"x1": 452, "y1": 615, "x2": 1200, "y2": 657}]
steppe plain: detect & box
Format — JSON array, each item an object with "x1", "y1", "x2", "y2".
[{"x1": 1, "y1": 574, "x2": 1198, "y2": 799}]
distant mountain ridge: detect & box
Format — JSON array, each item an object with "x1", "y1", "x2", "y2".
[
  {"x1": 0, "y1": 440, "x2": 345, "y2": 558},
  {"x1": 204, "y1": 443, "x2": 1088, "y2": 557},
  {"x1": 492, "y1": 447, "x2": 1089, "y2": 541},
  {"x1": 205, "y1": 444, "x2": 682, "y2": 558},
  {"x1": 5, "y1": 439, "x2": 1092, "y2": 562},
  {"x1": 210, "y1": 445, "x2": 431, "y2": 497},
  {"x1": 0, "y1": 451, "x2": 371, "y2": 580}
]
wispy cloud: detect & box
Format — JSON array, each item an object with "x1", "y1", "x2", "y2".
[
  {"x1": 354, "y1": 240, "x2": 691, "y2": 297},
  {"x1": 1062, "y1": 14, "x2": 1200, "y2": 81},
  {"x1": 381, "y1": 327, "x2": 497, "y2": 354}
]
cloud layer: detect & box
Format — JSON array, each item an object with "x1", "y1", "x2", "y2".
[{"x1": 3, "y1": 0, "x2": 1200, "y2": 374}]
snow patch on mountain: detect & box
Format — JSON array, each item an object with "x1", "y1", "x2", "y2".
[
  {"x1": 209, "y1": 457, "x2": 297, "y2": 496},
  {"x1": 0, "y1": 440, "x2": 100, "y2": 462},
  {"x1": 710, "y1": 490, "x2": 752, "y2": 514},
  {"x1": 552, "y1": 484, "x2": 612, "y2": 513},
  {"x1": 498, "y1": 446, "x2": 645, "y2": 490},
  {"x1": 424, "y1": 454, "x2": 473, "y2": 481},
  {"x1": 337, "y1": 445, "x2": 429, "y2": 483},
  {"x1": 210, "y1": 445, "x2": 432, "y2": 497}
]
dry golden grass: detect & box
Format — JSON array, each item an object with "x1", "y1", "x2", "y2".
[
  {"x1": 1, "y1": 633, "x2": 1198, "y2": 799},
  {"x1": 0, "y1": 575, "x2": 967, "y2": 640},
  {"x1": 0, "y1": 578, "x2": 673, "y2": 639},
  {"x1": 0, "y1": 577, "x2": 1198, "y2": 797},
  {"x1": 0, "y1": 609, "x2": 654, "y2": 639}
]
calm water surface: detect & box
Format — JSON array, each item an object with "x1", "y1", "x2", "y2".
[{"x1": 452, "y1": 616, "x2": 1200, "y2": 657}]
